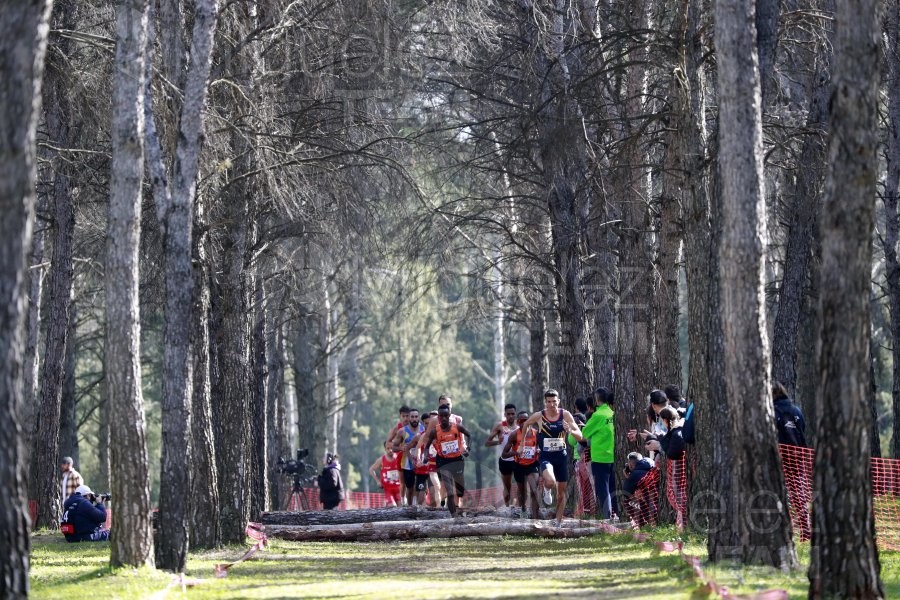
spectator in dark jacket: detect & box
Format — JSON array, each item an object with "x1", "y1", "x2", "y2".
[
  {"x1": 644, "y1": 407, "x2": 686, "y2": 461},
  {"x1": 772, "y1": 382, "x2": 807, "y2": 447},
  {"x1": 319, "y1": 453, "x2": 345, "y2": 510},
  {"x1": 622, "y1": 452, "x2": 658, "y2": 526},
  {"x1": 622, "y1": 452, "x2": 655, "y2": 495},
  {"x1": 61, "y1": 485, "x2": 109, "y2": 542}
]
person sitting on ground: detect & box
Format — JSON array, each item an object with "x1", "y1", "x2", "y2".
[
  {"x1": 318, "y1": 453, "x2": 345, "y2": 510},
  {"x1": 61, "y1": 484, "x2": 110, "y2": 542},
  {"x1": 644, "y1": 406, "x2": 686, "y2": 461}
]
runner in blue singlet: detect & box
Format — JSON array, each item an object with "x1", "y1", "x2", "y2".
[
  {"x1": 519, "y1": 389, "x2": 583, "y2": 523},
  {"x1": 390, "y1": 409, "x2": 424, "y2": 505}
]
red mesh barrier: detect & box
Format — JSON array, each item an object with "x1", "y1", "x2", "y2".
[
  {"x1": 780, "y1": 444, "x2": 813, "y2": 542},
  {"x1": 665, "y1": 457, "x2": 689, "y2": 528},
  {"x1": 625, "y1": 467, "x2": 660, "y2": 528},
  {"x1": 574, "y1": 459, "x2": 596, "y2": 517},
  {"x1": 663, "y1": 444, "x2": 900, "y2": 549}
]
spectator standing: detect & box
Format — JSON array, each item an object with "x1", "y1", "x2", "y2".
[
  {"x1": 60, "y1": 457, "x2": 83, "y2": 505},
  {"x1": 580, "y1": 387, "x2": 617, "y2": 519},
  {"x1": 318, "y1": 454, "x2": 345, "y2": 510}
]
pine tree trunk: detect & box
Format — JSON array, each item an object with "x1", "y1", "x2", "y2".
[
  {"x1": 884, "y1": 0, "x2": 900, "y2": 461},
  {"x1": 0, "y1": 0, "x2": 53, "y2": 595},
  {"x1": 22, "y1": 209, "x2": 45, "y2": 454},
  {"x1": 518, "y1": 0, "x2": 594, "y2": 403},
  {"x1": 266, "y1": 305, "x2": 288, "y2": 504},
  {"x1": 250, "y1": 275, "x2": 269, "y2": 519},
  {"x1": 29, "y1": 0, "x2": 78, "y2": 527},
  {"x1": 59, "y1": 300, "x2": 78, "y2": 463},
  {"x1": 153, "y1": 0, "x2": 217, "y2": 568},
  {"x1": 190, "y1": 203, "x2": 220, "y2": 548},
  {"x1": 215, "y1": 140, "x2": 252, "y2": 544},
  {"x1": 107, "y1": 0, "x2": 154, "y2": 568},
  {"x1": 528, "y1": 311, "x2": 548, "y2": 410},
  {"x1": 771, "y1": 47, "x2": 831, "y2": 394},
  {"x1": 808, "y1": 0, "x2": 884, "y2": 595},
  {"x1": 714, "y1": 0, "x2": 796, "y2": 568}
]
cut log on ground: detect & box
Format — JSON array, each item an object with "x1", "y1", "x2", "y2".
[
  {"x1": 263, "y1": 517, "x2": 619, "y2": 542},
  {"x1": 261, "y1": 505, "x2": 523, "y2": 526}
]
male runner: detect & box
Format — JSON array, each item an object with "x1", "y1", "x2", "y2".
[
  {"x1": 485, "y1": 403, "x2": 518, "y2": 506},
  {"x1": 422, "y1": 405, "x2": 472, "y2": 516},
  {"x1": 519, "y1": 389, "x2": 582, "y2": 523},
  {"x1": 502, "y1": 410, "x2": 541, "y2": 518},
  {"x1": 368, "y1": 441, "x2": 402, "y2": 506},
  {"x1": 390, "y1": 408, "x2": 424, "y2": 505}
]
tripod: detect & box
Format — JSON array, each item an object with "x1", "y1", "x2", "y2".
[{"x1": 286, "y1": 474, "x2": 311, "y2": 511}]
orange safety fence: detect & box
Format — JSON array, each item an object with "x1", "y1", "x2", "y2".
[{"x1": 664, "y1": 444, "x2": 900, "y2": 551}]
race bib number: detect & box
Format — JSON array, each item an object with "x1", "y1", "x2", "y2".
[
  {"x1": 521, "y1": 446, "x2": 536, "y2": 459},
  {"x1": 385, "y1": 469, "x2": 399, "y2": 483},
  {"x1": 441, "y1": 439, "x2": 460, "y2": 455},
  {"x1": 543, "y1": 438, "x2": 565, "y2": 452}
]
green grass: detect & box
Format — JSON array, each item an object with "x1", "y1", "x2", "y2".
[{"x1": 29, "y1": 528, "x2": 900, "y2": 599}]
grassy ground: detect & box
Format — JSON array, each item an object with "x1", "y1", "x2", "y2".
[{"x1": 29, "y1": 528, "x2": 900, "y2": 599}]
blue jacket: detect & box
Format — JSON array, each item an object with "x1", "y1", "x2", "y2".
[
  {"x1": 62, "y1": 493, "x2": 107, "y2": 542},
  {"x1": 623, "y1": 458, "x2": 655, "y2": 495}
]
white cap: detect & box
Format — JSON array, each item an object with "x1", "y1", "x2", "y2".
[{"x1": 75, "y1": 484, "x2": 93, "y2": 496}]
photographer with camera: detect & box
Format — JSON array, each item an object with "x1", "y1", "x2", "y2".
[
  {"x1": 60, "y1": 485, "x2": 110, "y2": 542},
  {"x1": 318, "y1": 453, "x2": 345, "y2": 510}
]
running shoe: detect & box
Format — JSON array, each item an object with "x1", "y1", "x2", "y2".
[{"x1": 542, "y1": 486, "x2": 553, "y2": 506}]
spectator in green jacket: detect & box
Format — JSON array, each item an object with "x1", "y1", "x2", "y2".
[{"x1": 580, "y1": 387, "x2": 617, "y2": 519}]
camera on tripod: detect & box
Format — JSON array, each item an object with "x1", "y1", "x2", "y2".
[{"x1": 276, "y1": 448, "x2": 310, "y2": 476}]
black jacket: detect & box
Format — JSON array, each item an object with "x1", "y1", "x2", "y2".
[
  {"x1": 61, "y1": 493, "x2": 107, "y2": 542},
  {"x1": 623, "y1": 458, "x2": 655, "y2": 495},
  {"x1": 659, "y1": 426, "x2": 686, "y2": 460},
  {"x1": 318, "y1": 465, "x2": 345, "y2": 504}
]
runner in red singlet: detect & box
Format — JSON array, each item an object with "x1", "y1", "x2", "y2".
[{"x1": 369, "y1": 441, "x2": 402, "y2": 506}]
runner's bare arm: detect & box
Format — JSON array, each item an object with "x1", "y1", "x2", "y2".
[
  {"x1": 368, "y1": 457, "x2": 382, "y2": 485},
  {"x1": 501, "y1": 434, "x2": 516, "y2": 459},
  {"x1": 520, "y1": 411, "x2": 542, "y2": 430},
  {"x1": 563, "y1": 410, "x2": 583, "y2": 441},
  {"x1": 484, "y1": 422, "x2": 502, "y2": 447},
  {"x1": 390, "y1": 429, "x2": 405, "y2": 453}
]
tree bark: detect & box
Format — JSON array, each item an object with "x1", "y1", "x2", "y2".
[
  {"x1": 190, "y1": 200, "x2": 220, "y2": 549},
  {"x1": 808, "y1": 0, "x2": 884, "y2": 595},
  {"x1": 250, "y1": 275, "x2": 269, "y2": 519},
  {"x1": 144, "y1": 0, "x2": 217, "y2": 570},
  {"x1": 714, "y1": 0, "x2": 797, "y2": 568},
  {"x1": 266, "y1": 301, "x2": 288, "y2": 505},
  {"x1": 59, "y1": 299, "x2": 78, "y2": 463},
  {"x1": 528, "y1": 311, "x2": 548, "y2": 411},
  {"x1": 884, "y1": 0, "x2": 900, "y2": 461},
  {"x1": 771, "y1": 47, "x2": 831, "y2": 394},
  {"x1": 29, "y1": 0, "x2": 78, "y2": 529},
  {"x1": 518, "y1": 0, "x2": 594, "y2": 404},
  {"x1": 22, "y1": 211, "x2": 45, "y2": 454},
  {"x1": 0, "y1": 0, "x2": 53, "y2": 595},
  {"x1": 107, "y1": 0, "x2": 154, "y2": 568}
]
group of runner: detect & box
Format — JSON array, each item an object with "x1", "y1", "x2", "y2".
[{"x1": 369, "y1": 389, "x2": 582, "y2": 521}]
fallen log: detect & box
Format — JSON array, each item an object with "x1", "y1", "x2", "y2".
[
  {"x1": 263, "y1": 517, "x2": 610, "y2": 542},
  {"x1": 261, "y1": 505, "x2": 521, "y2": 526}
]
